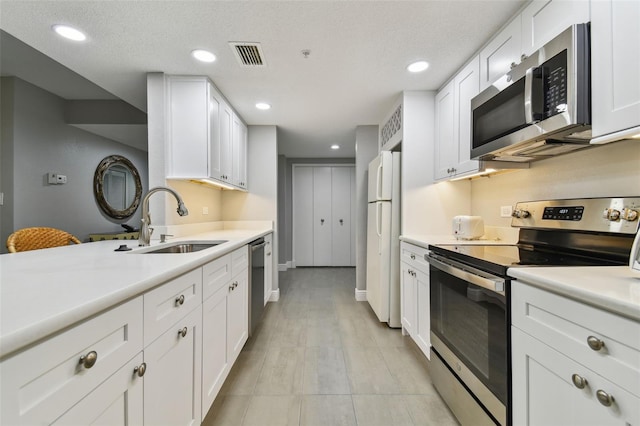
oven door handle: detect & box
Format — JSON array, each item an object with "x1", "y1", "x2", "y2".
[{"x1": 427, "y1": 253, "x2": 505, "y2": 295}]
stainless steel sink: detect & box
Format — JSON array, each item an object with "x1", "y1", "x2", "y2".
[{"x1": 140, "y1": 240, "x2": 227, "y2": 254}]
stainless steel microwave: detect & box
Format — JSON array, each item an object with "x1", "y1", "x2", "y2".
[{"x1": 471, "y1": 23, "x2": 592, "y2": 162}]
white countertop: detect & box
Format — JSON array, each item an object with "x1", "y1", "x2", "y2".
[
  {"x1": 508, "y1": 266, "x2": 640, "y2": 321},
  {"x1": 0, "y1": 226, "x2": 271, "y2": 359}
]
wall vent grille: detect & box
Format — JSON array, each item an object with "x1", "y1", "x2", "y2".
[
  {"x1": 229, "y1": 42, "x2": 266, "y2": 67},
  {"x1": 380, "y1": 104, "x2": 402, "y2": 148}
]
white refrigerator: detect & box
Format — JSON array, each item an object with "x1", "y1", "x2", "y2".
[{"x1": 366, "y1": 151, "x2": 401, "y2": 328}]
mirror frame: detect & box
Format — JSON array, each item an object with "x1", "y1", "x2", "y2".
[{"x1": 93, "y1": 155, "x2": 143, "y2": 220}]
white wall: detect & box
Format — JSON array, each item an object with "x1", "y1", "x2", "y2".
[
  {"x1": 355, "y1": 125, "x2": 379, "y2": 291},
  {"x1": 1, "y1": 77, "x2": 149, "y2": 249},
  {"x1": 401, "y1": 91, "x2": 471, "y2": 236},
  {"x1": 471, "y1": 140, "x2": 640, "y2": 226}
]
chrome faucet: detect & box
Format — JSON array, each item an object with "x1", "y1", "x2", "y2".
[{"x1": 138, "y1": 186, "x2": 189, "y2": 246}]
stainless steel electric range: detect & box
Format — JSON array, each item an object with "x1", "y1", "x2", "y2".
[{"x1": 426, "y1": 197, "x2": 640, "y2": 426}]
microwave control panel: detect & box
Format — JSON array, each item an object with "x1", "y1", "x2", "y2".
[{"x1": 541, "y1": 50, "x2": 568, "y2": 119}]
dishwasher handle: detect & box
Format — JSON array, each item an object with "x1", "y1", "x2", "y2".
[
  {"x1": 427, "y1": 253, "x2": 505, "y2": 295},
  {"x1": 250, "y1": 241, "x2": 266, "y2": 252}
]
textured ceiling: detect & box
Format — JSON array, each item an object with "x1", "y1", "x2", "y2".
[{"x1": 0, "y1": 0, "x2": 526, "y2": 158}]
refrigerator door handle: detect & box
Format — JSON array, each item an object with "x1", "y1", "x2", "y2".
[
  {"x1": 376, "y1": 202, "x2": 383, "y2": 254},
  {"x1": 376, "y1": 162, "x2": 383, "y2": 200}
]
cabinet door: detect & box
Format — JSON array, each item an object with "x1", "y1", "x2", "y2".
[
  {"x1": 293, "y1": 166, "x2": 314, "y2": 266},
  {"x1": 434, "y1": 80, "x2": 456, "y2": 180},
  {"x1": 227, "y1": 269, "x2": 248, "y2": 365},
  {"x1": 591, "y1": 0, "x2": 640, "y2": 139},
  {"x1": 202, "y1": 285, "x2": 229, "y2": 418},
  {"x1": 144, "y1": 306, "x2": 202, "y2": 426},
  {"x1": 521, "y1": 0, "x2": 590, "y2": 56},
  {"x1": 479, "y1": 16, "x2": 522, "y2": 91},
  {"x1": 53, "y1": 354, "x2": 144, "y2": 426},
  {"x1": 313, "y1": 166, "x2": 333, "y2": 266},
  {"x1": 232, "y1": 114, "x2": 248, "y2": 189},
  {"x1": 415, "y1": 268, "x2": 430, "y2": 359},
  {"x1": 512, "y1": 327, "x2": 640, "y2": 426},
  {"x1": 331, "y1": 167, "x2": 353, "y2": 266},
  {"x1": 453, "y1": 57, "x2": 480, "y2": 176},
  {"x1": 167, "y1": 77, "x2": 209, "y2": 178},
  {"x1": 400, "y1": 262, "x2": 416, "y2": 337},
  {"x1": 208, "y1": 83, "x2": 222, "y2": 180},
  {"x1": 219, "y1": 102, "x2": 233, "y2": 183},
  {"x1": 264, "y1": 233, "x2": 273, "y2": 305}
]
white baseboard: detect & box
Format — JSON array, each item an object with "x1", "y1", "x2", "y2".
[
  {"x1": 269, "y1": 288, "x2": 280, "y2": 302},
  {"x1": 354, "y1": 289, "x2": 367, "y2": 301},
  {"x1": 278, "y1": 261, "x2": 293, "y2": 272}
]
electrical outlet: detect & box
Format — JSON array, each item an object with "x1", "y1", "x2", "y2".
[
  {"x1": 500, "y1": 205, "x2": 513, "y2": 218},
  {"x1": 202, "y1": 206, "x2": 209, "y2": 215}
]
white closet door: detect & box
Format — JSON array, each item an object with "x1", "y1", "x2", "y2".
[
  {"x1": 293, "y1": 167, "x2": 313, "y2": 267},
  {"x1": 331, "y1": 167, "x2": 352, "y2": 266},
  {"x1": 313, "y1": 167, "x2": 333, "y2": 266}
]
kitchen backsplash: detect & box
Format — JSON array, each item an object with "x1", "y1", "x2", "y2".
[{"x1": 470, "y1": 139, "x2": 640, "y2": 227}]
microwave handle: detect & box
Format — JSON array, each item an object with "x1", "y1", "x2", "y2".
[
  {"x1": 427, "y1": 253, "x2": 505, "y2": 295},
  {"x1": 524, "y1": 67, "x2": 543, "y2": 124}
]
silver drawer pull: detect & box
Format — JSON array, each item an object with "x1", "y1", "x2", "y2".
[
  {"x1": 134, "y1": 362, "x2": 147, "y2": 377},
  {"x1": 596, "y1": 390, "x2": 614, "y2": 407},
  {"x1": 571, "y1": 374, "x2": 587, "y2": 389},
  {"x1": 175, "y1": 294, "x2": 185, "y2": 306},
  {"x1": 587, "y1": 336, "x2": 605, "y2": 351},
  {"x1": 410, "y1": 254, "x2": 416, "y2": 260},
  {"x1": 178, "y1": 327, "x2": 188, "y2": 338},
  {"x1": 79, "y1": 350, "x2": 98, "y2": 369}
]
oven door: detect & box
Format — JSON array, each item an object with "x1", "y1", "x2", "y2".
[{"x1": 428, "y1": 253, "x2": 508, "y2": 425}]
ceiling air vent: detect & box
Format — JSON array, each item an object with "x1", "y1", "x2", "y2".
[{"x1": 229, "y1": 42, "x2": 266, "y2": 67}]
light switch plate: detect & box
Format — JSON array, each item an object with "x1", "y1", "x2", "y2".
[{"x1": 500, "y1": 205, "x2": 513, "y2": 217}]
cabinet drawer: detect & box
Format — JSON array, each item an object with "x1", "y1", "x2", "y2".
[
  {"x1": 512, "y1": 282, "x2": 640, "y2": 397},
  {"x1": 144, "y1": 268, "x2": 202, "y2": 346},
  {"x1": 401, "y1": 242, "x2": 430, "y2": 274},
  {"x1": 202, "y1": 253, "x2": 232, "y2": 301},
  {"x1": 0, "y1": 297, "x2": 143, "y2": 425},
  {"x1": 232, "y1": 245, "x2": 249, "y2": 276}
]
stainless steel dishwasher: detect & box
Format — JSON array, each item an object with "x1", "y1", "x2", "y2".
[{"x1": 248, "y1": 238, "x2": 266, "y2": 337}]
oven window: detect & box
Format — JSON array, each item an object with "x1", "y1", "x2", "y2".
[{"x1": 430, "y1": 266, "x2": 507, "y2": 404}]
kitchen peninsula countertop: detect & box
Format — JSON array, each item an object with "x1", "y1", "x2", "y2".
[
  {"x1": 0, "y1": 226, "x2": 271, "y2": 359},
  {"x1": 508, "y1": 266, "x2": 640, "y2": 321}
]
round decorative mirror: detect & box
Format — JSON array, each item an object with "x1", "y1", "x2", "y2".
[{"x1": 94, "y1": 155, "x2": 143, "y2": 219}]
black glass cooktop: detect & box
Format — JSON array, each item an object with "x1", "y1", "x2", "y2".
[{"x1": 429, "y1": 244, "x2": 626, "y2": 277}]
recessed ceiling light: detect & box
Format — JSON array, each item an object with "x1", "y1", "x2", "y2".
[
  {"x1": 52, "y1": 25, "x2": 86, "y2": 41},
  {"x1": 331, "y1": 144, "x2": 340, "y2": 150},
  {"x1": 407, "y1": 60, "x2": 429, "y2": 73},
  {"x1": 192, "y1": 49, "x2": 216, "y2": 63},
  {"x1": 256, "y1": 102, "x2": 271, "y2": 110}
]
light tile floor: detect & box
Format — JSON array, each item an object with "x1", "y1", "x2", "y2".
[{"x1": 202, "y1": 267, "x2": 459, "y2": 426}]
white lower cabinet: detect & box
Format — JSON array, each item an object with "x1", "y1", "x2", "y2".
[
  {"x1": 1, "y1": 245, "x2": 253, "y2": 426},
  {"x1": 264, "y1": 232, "x2": 273, "y2": 305},
  {"x1": 512, "y1": 282, "x2": 640, "y2": 426},
  {"x1": 144, "y1": 305, "x2": 202, "y2": 426},
  {"x1": 399, "y1": 242, "x2": 431, "y2": 359}
]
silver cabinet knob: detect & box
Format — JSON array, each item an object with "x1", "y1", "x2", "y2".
[
  {"x1": 178, "y1": 327, "x2": 188, "y2": 338},
  {"x1": 596, "y1": 390, "x2": 614, "y2": 407},
  {"x1": 571, "y1": 374, "x2": 588, "y2": 389},
  {"x1": 410, "y1": 254, "x2": 416, "y2": 260},
  {"x1": 587, "y1": 336, "x2": 605, "y2": 351},
  {"x1": 79, "y1": 350, "x2": 98, "y2": 369},
  {"x1": 175, "y1": 294, "x2": 185, "y2": 306},
  {"x1": 134, "y1": 362, "x2": 147, "y2": 377},
  {"x1": 510, "y1": 62, "x2": 518, "y2": 69}
]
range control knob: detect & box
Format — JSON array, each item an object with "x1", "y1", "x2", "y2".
[
  {"x1": 622, "y1": 208, "x2": 638, "y2": 221},
  {"x1": 603, "y1": 209, "x2": 621, "y2": 221},
  {"x1": 512, "y1": 209, "x2": 531, "y2": 219}
]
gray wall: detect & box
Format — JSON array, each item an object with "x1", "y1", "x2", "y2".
[
  {"x1": 0, "y1": 77, "x2": 148, "y2": 251},
  {"x1": 354, "y1": 125, "x2": 379, "y2": 291}
]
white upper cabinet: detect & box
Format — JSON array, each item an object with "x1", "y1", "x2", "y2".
[
  {"x1": 591, "y1": 0, "x2": 640, "y2": 143},
  {"x1": 434, "y1": 56, "x2": 480, "y2": 181},
  {"x1": 521, "y1": 0, "x2": 590, "y2": 56},
  {"x1": 479, "y1": 0, "x2": 590, "y2": 91},
  {"x1": 479, "y1": 16, "x2": 522, "y2": 91},
  {"x1": 166, "y1": 75, "x2": 247, "y2": 190}
]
